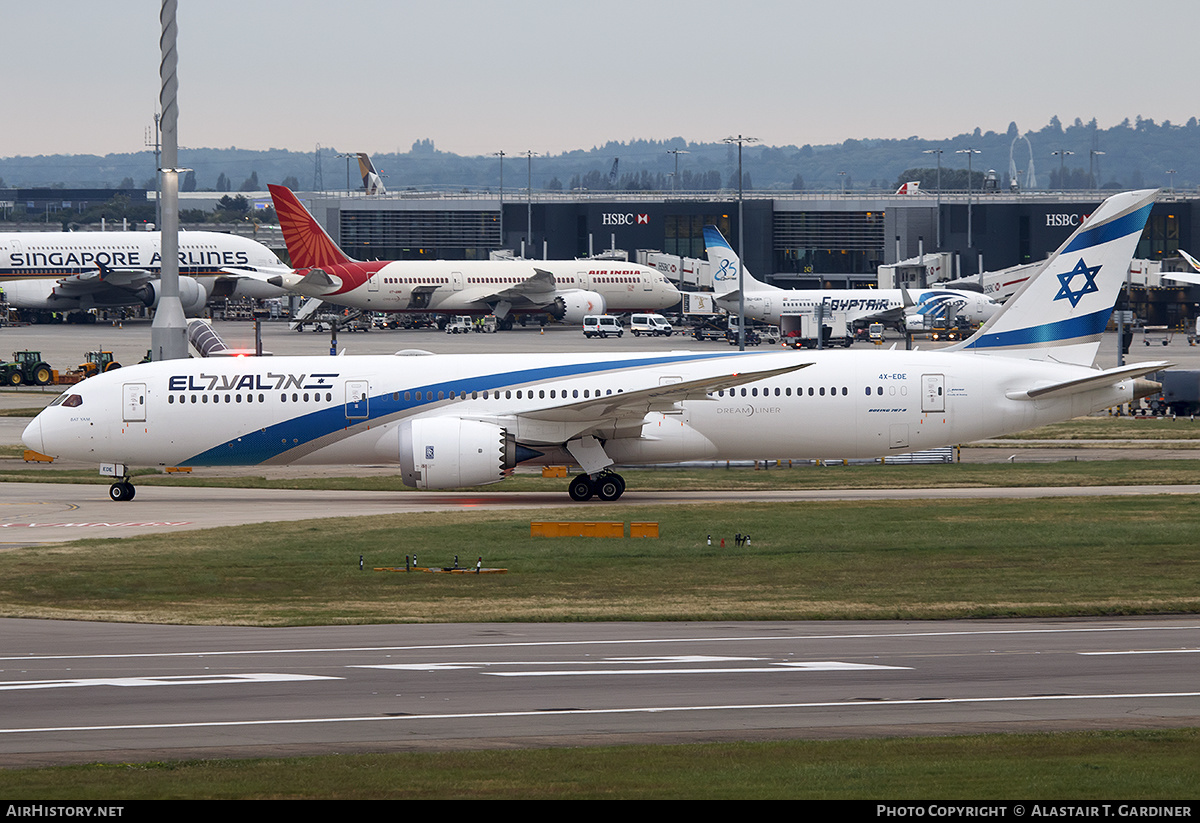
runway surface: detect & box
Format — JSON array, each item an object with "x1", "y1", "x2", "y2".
[
  {"x1": 1, "y1": 616, "x2": 1197, "y2": 765},
  {"x1": 5, "y1": 480, "x2": 1200, "y2": 547}
]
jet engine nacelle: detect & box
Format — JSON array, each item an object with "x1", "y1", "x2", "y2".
[
  {"x1": 136, "y1": 276, "x2": 209, "y2": 317},
  {"x1": 552, "y1": 290, "x2": 606, "y2": 324},
  {"x1": 399, "y1": 417, "x2": 516, "y2": 490}
]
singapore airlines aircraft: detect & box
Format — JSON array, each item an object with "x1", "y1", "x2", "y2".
[
  {"x1": 704, "y1": 225, "x2": 1000, "y2": 332},
  {"x1": 0, "y1": 230, "x2": 288, "y2": 322},
  {"x1": 266, "y1": 185, "x2": 679, "y2": 328},
  {"x1": 24, "y1": 190, "x2": 1164, "y2": 503}
]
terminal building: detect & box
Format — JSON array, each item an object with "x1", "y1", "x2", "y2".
[{"x1": 287, "y1": 188, "x2": 1200, "y2": 325}]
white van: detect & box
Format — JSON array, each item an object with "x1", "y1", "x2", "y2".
[
  {"x1": 583, "y1": 315, "x2": 623, "y2": 338},
  {"x1": 629, "y1": 313, "x2": 673, "y2": 337}
]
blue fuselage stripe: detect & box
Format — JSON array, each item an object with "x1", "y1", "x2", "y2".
[{"x1": 182, "y1": 351, "x2": 748, "y2": 465}]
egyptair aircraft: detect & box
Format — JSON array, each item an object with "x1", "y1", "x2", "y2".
[
  {"x1": 266, "y1": 185, "x2": 679, "y2": 329},
  {"x1": 24, "y1": 190, "x2": 1165, "y2": 503},
  {"x1": 704, "y1": 225, "x2": 1000, "y2": 335},
  {"x1": 0, "y1": 230, "x2": 288, "y2": 322}
]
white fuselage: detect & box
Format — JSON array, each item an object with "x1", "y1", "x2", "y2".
[
  {"x1": 24, "y1": 350, "x2": 1133, "y2": 475},
  {"x1": 0, "y1": 231, "x2": 286, "y2": 311},
  {"x1": 282, "y1": 260, "x2": 679, "y2": 315},
  {"x1": 722, "y1": 288, "x2": 999, "y2": 328}
]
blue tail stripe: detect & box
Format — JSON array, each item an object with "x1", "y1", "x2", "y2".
[
  {"x1": 963, "y1": 307, "x2": 1112, "y2": 350},
  {"x1": 703, "y1": 225, "x2": 733, "y2": 250},
  {"x1": 1063, "y1": 204, "x2": 1152, "y2": 253}
]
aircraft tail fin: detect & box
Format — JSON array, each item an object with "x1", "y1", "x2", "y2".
[
  {"x1": 702, "y1": 224, "x2": 775, "y2": 295},
  {"x1": 949, "y1": 189, "x2": 1156, "y2": 366},
  {"x1": 268, "y1": 185, "x2": 355, "y2": 269},
  {"x1": 357, "y1": 153, "x2": 386, "y2": 195}
]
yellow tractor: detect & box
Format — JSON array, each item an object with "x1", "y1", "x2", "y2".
[{"x1": 78, "y1": 351, "x2": 122, "y2": 378}]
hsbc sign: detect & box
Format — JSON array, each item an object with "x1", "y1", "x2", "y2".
[
  {"x1": 601, "y1": 213, "x2": 650, "y2": 226},
  {"x1": 1046, "y1": 212, "x2": 1088, "y2": 227}
]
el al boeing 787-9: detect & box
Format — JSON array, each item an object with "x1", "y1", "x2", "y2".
[{"x1": 24, "y1": 190, "x2": 1165, "y2": 503}]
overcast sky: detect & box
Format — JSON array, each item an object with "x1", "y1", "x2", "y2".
[{"x1": 6, "y1": 0, "x2": 1196, "y2": 159}]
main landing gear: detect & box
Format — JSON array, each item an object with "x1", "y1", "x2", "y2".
[
  {"x1": 567, "y1": 471, "x2": 625, "y2": 502},
  {"x1": 109, "y1": 480, "x2": 136, "y2": 501}
]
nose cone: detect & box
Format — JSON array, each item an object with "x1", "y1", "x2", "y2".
[{"x1": 21, "y1": 415, "x2": 44, "y2": 454}]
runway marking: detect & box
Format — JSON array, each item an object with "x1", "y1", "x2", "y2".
[
  {"x1": 0, "y1": 673, "x2": 339, "y2": 691},
  {"x1": 485, "y1": 661, "x2": 910, "y2": 676},
  {"x1": 1, "y1": 691, "x2": 1197, "y2": 736},
  {"x1": 1080, "y1": 649, "x2": 1200, "y2": 656},
  {"x1": 4, "y1": 625, "x2": 1198, "y2": 662},
  {"x1": 0, "y1": 522, "x2": 192, "y2": 529},
  {"x1": 356, "y1": 656, "x2": 770, "y2": 672}
]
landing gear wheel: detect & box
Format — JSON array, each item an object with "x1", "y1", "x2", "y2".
[
  {"x1": 109, "y1": 481, "x2": 136, "y2": 502},
  {"x1": 595, "y1": 473, "x2": 625, "y2": 501},
  {"x1": 568, "y1": 474, "x2": 594, "y2": 502}
]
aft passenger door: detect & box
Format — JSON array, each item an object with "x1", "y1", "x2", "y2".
[{"x1": 922, "y1": 374, "x2": 945, "y2": 413}]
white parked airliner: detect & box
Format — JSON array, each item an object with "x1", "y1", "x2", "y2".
[
  {"x1": 24, "y1": 190, "x2": 1164, "y2": 503},
  {"x1": 0, "y1": 230, "x2": 287, "y2": 322},
  {"x1": 266, "y1": 185, "x2": 679, "y2": 329},
  {"x1": 704, "y1": 225, "x2": 1000, "y2": 335}
]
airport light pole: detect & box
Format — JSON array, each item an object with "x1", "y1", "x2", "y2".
[
  {"x1": 337, "y1": 152, "x2": 356, "y2": 194},
  {"x1": 494, "y1": 150, "x2": 505, "y2": 249},
  {"x1": 956, "y1": 148, "x2": 981, "y2": 255},
  {"x1": 667, "y1": 149, "x2": 689, "y2": 194},
  {"x1": 525, "y1": 150, "x2": 537, "y2": 258},
  {"x1": 150, "y1": 0, "x2": 188, "y2": 362},
  {"x1": 1051, "y1": 150, "x2": 1074, "y2": 190},
  {"x1": 1090, "y1": 150, "x2": 1105, "y2": 191},
  {"x1": 923, "y1": 148, "x2": 943, "y2": 248},
  {"x1": 724, "y1": 134, "x2": 757, "y2": 351},
  {"x1": 1168, "y1": 169, "x2": 1177, "y2": 193}
]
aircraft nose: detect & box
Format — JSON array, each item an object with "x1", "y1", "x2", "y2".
[{"x1": 21, "y1": 415, "x2": 44, "y2": 455}]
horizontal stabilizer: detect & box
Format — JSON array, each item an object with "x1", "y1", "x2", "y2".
[{"x1": 1006, "y1": 361, "x2": 1170, "y2": 401}]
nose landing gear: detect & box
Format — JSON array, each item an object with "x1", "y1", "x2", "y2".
[{"x1": 108, "y1": 480, "x2": 136, "y2": 501}]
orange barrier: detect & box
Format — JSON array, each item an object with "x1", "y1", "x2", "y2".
[
  {"x1": 630, "y1": 522, "x2": 659, "y2": 538},
  {"x1": 530, "y1": 521, "x2": 625, "y2": 538},
  {"x1": 530, "y1": 522, "x2": 660, "y2": 538}
]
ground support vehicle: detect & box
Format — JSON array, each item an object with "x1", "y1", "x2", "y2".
[{"x1": 2, "y1": 351, "x2": 53, "y2": 386}]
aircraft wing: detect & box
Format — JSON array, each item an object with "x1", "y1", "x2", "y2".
[
  {"x1": 479, "y1": 268, "x2": 559, "y2": 305},
  {"x1": 220, "y1": 264, "x2": 295, "y2": 283},
  {"x1": 518, "y1": 361, "x2": 812, "y2": 425},
  {"x1": 1163, "y1": 250, "x2": 1200, "y2": 284},
  {"x1": 1161, "y1": 271, "x2": 1200, "y2": 286},
  {"x1": 49, "y1": 265, "x2": 153, "y2": 295},
  {"x1": 268, "y1": 268, "x2": 343, "y2": 296},
  {"x1": 1006, "y1": 361, "x2": 1170, "y2": 401}
]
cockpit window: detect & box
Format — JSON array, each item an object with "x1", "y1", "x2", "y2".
[{"x1": 48, "y1": 392, "x2": 83, "y2": 407}]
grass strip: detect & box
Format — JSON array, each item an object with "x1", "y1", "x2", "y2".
[
  {"x1": 1, "y1": 496, "x2": 1198, "y2": 625},
  {"x1": 0, "y1": 730, "x2": 1196, "y2": 799}
]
